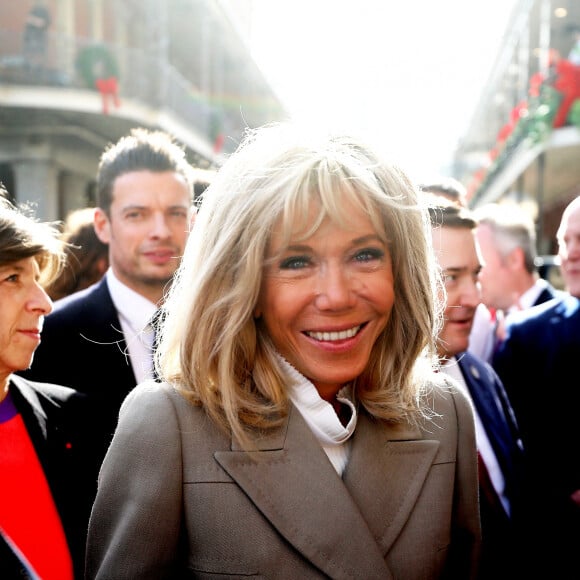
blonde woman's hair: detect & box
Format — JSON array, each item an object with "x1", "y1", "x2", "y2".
[{"x1": 158, "y1": 123, "x2": 443, "y2": 449}]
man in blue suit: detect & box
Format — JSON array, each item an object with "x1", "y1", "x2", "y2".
[
  {"x1": 426, "y1": 195, "x2": 529, "y2": 579},
  {"x1": 20, "y1": 128, "x2": 196, "y2": 462},
  {"x1": 493, "y1": 195, "x2": 580, "y2": 579}
]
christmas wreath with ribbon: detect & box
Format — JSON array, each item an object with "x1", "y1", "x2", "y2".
[{"x1": 76, "y1": 44, "x2": 119, "y2": 89}]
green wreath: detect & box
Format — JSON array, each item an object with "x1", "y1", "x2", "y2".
[{"x1": 76, "y1": 44, "x2": 120, "y2": 89}]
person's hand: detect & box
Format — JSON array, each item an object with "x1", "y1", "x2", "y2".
[{"x1": 570, "y1": 489, "x2": 580, "y2": 506}]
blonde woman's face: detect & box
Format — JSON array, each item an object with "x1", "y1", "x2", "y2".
[{"x1": 256, "y1": 199, "x2": 395, "y2": 403}]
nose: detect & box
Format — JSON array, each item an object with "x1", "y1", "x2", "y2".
[
  {"x1": 459, "y1": 278, "x2": 481, "y2": 308},
  {"x1": 314, "y1": 264, "x2": 357, "y2": 310},
  {"x1": 28, "y1": 282, "x2": 53, "y2": 315},
  {"x1": 150, "y1": 212, "x2": 172, "y2": 238}
]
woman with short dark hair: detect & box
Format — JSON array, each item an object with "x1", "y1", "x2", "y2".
[{"x1": 0, "y1": 192, "x2": 97, "y2": 580}]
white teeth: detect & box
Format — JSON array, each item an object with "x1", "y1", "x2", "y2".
[{"x1": 307, "y1": 325, "x2": 360, "y2": 342}]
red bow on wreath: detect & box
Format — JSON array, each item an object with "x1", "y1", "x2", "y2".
[
  {"x1": 551, "y1": 60, "x2": 580, "y2": 128},
  {"x1": 95, "y1": 77, "x2": 120, "y2": 115}
]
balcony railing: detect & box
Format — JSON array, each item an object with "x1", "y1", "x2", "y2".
[{"x1": 0, "y1": 28, "x2": 257, "y2": 155}]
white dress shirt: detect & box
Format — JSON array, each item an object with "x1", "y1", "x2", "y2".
[
  {"x1": 105, "y1": 269, "x2": 157, "y2": 384},
  {"x1": 507, "y1": 277, "x2": 550, "y2": 316},
  {"x1": 442, "y1": 357, "x2": 510, "y2": 516}
]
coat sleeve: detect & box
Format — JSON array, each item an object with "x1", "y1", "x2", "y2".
[{"x1": 85, "y1": 382, "x2": 184, "y2": 579}]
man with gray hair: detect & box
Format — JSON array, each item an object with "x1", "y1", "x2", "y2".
[{"x1": 470, "y1": 202, "x2": 561, "y2": 361}]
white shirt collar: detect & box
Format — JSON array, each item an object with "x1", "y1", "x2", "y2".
[
  {"x1": 105, "y1": 269, "x2": 158, "y2": 383},
  {"x1": 106, "y1": 268, "x2": 157, "y2": 333},
  {"x1": 517, "y1": 278, "x2": 549, "y2": 311},
  {"x1": 276, "y1": 354, "x2": 357, "y2": 446}
]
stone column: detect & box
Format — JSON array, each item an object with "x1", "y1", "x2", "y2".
[{"x1": 12, "y1": 159, "x2": 60, "y2": 220}]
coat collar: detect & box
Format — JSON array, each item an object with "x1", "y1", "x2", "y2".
[
  {"x1": 215, "y1": 405, "x2": 439, "y2": 579},
  {"x1": 9, "y1": 375, "x2": 48, "y2": 435}
]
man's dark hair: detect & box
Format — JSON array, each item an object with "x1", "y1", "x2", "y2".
[
  {"x1": 424, "y1": 193, "x2": 477, "y2": 230},
  {"x1": 420, "y1": 177, "x2": 468, "y2": 208},
  {"x1": 96, "y1": 128, "x2": 195, "y2": 214}
]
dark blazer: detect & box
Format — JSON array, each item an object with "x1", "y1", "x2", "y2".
[
  {"x1": 86, "y1": 379, "x2": 482, "y2": 580},
  {"x1": 19, "y1": 277, "x2": 137, "y2": 456},
  {"x1": 5, "y1": 375, "x2": 100, "y2": 580},
  {"x1": 473, "y1": 282, "x2": 561, "y2": 362},
  {"x1": 455, "y1": 351, "x2": 528, "y2": 579},
  {"x1": 493, "y1": 294, "x2": 580, "y2": 578},
  {"x1": 533, "y1": 282, "x2": 563, "y2": 307}
]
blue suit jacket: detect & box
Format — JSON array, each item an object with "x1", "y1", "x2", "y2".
[
  {"x1": 456, "y1": 351, "x2": 523, "y2": 495},
  {"x1": 5, "y1": 376, "x2": 100, "y2": 580},
  {"x1": 453, "y1": 351, "x2": 529, "y2": 579},
  {"x1": 493, "y1": 294, "x2": 580, "y2": 576},
  {"x1": 19, "y1": 277, "x2": 137, "y2": 459},
  {"x1": 533, "y1": 283, "x2": 563, "y2": 307}
]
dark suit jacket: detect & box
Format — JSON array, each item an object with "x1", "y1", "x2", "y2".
[
  {"x1": 19, "y1": 277, "x2": 137, "y2": 458},
  {"x1": 493, "y1": 294, "x2": 580, "y2": 578},
  {"x1": 5, "y1": 375, "x2": 100, "y2": 580},
  {"x1": 86, "y1": 379, "x2": 481, "y2": 580},
  {"x1": 533, "y1": 282, "x2": 562, "y2": 307},
  {"x1": 455, "y1": 351, "x2": 529, "y2": 579}
]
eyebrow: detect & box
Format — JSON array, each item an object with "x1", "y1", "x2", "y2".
[
  {"x1": 352, "y1": 234, "x2": 384, "y2": 245},
  {"x1": 0, "y1": 263, "x2": 24, "y2": 273},
  {"x1": 284, "y1": 234, "x2": 384, "y2": 251},
  {"x1": 121, "y1": 204, "x2": 189, "y2": 211},
  {"x1": 442, "y1": 265, "x2": 481, "y2": 274}
]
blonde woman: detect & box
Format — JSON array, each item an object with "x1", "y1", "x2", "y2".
[{"x1": 86, "y1": 123, "x2": 481, "y2": 579}]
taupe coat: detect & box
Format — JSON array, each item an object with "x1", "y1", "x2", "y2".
[{"x1": 86, "y1": 380, "x2": 481, "y2": 579}]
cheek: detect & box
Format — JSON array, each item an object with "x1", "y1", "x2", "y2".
[
  {"x1": 444, "y1": 287, "x2": 458, "y2": 308},
  {"x1": 368, "y1": 272, "x2": 395, "y2": 313},
  {"x1": 258, "y1": 281, "x2": 305, "y2": 335},
  {"x1": 171, "y1": 223, "x2": 190, "y2": 243}
]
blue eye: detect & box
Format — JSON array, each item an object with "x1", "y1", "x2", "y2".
[
  {"x1": 280, "y1": 255, "x2": 311, "y2": 270},
  {"x1": 354, "y1": 248, "x2": 384, "y2": 262}
]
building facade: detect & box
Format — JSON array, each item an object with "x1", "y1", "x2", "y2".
[
  {"x1": 453, "y1": 0, "x2": 580, "y2": 254},
  {"x1": 0, "y1": 0, "x2": 286, "y2": 220}
]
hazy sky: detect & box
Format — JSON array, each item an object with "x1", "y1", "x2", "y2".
[{"x1": 250, "y1": 0, "x2": 517, "y2": 180}]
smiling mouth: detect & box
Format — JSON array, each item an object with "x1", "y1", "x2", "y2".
[{"x1": 305, "y1": 325, "x2": 361, "y2": 342}]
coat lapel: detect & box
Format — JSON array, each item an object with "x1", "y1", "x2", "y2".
[
  {"x1": 215, "y1": 405, "x2": 393, "y2": 580},
  {"x1": 343, "y1": 414, "x2": 440, "y2": 552},
  {"x1": 10, "y1": 376, "x2": 48, "y2": 440},
  {"x1": 459, "y1": 355, "x2": 511, "y2": 455}
]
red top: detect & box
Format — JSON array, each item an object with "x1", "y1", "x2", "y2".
[{"x1": 0, "y1": 393, "x2": 73, "y2": 580}]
